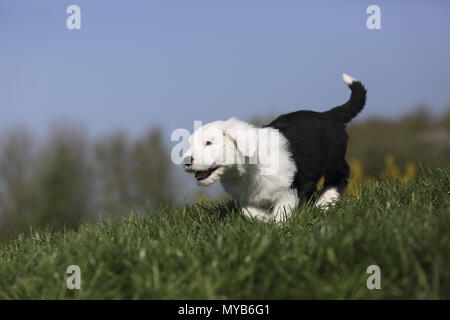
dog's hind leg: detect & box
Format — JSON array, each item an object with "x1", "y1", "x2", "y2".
[
  {"x1": 316, "y1": 161, "x2": 350, "y2": 209},
  {"x1": 315, "y1": 187, "x2": 340, "y2": 209}
]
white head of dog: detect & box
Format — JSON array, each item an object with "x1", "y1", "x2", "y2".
[{"x1": 182, "y1": 117, "x2": 258, "y2": 186}]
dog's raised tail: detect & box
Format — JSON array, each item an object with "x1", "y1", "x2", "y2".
[{"x1": 324, "y1": 73, "x2": 367, "y2": 124}]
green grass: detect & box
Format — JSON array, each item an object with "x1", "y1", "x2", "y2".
[{"x1": 0, "y1": 167, "x2": 449, "y2": 299}]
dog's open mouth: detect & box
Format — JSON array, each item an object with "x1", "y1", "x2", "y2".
[{"x1": 195, "y1": 167, "x2": 219, "y2": 181}]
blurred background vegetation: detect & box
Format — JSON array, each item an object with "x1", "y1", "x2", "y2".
[{"x1": 0, "y1": 107, "x2": 449, "y2": 240}]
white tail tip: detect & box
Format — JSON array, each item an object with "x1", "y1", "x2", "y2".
[{"x1": 342, "y1": 73, "x2": 357, "y2": 85}]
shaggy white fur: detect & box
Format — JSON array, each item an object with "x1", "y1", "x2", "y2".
[{"x1": 183, "y1": 117, "x2": 299, "y2": 222}]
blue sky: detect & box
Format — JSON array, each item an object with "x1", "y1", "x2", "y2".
[{"x1": 1, "y1": 0, "x2": 450, "y2": 140}]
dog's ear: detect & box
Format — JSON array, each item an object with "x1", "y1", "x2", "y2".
[{"x1": 224, "y1": 118, "x2": 258, "y2": 158}]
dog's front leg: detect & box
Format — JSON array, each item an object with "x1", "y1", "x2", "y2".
[
  {"x1": 271, "y1": 190, "x2": 299, "y2": 222},
  {"x1": 242, "y1": 206, "x2": 273, "y2": 223}
]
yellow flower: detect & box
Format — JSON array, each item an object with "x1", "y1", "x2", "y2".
[{"x1": 384, "y1": 155, "x2": 401, "y2": 180}]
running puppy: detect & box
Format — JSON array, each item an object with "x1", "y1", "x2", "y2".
[{"x1": 183, "y1": 73, "x2": 366, "y2": 222}]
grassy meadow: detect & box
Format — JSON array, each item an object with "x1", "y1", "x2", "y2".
[{"x1": 0, "y1": 166, "x2": 448, "y2": 299}]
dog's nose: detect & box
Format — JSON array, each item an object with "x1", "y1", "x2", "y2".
[{"x1": 183, "y1": 156, "x2": 194, "y2": 167}]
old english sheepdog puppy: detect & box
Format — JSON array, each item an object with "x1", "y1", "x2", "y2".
[{"x1": 183, "y1": 73, "x2": 366, "y2": 222}]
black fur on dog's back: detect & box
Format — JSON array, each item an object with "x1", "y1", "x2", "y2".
[{"x1": 266, "y1": 79, "x2": 366, "y2": 203}]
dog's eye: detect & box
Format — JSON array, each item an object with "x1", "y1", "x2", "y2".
[{"x1": 205, "y1": 141, "x2": 212, "y2": 146}]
